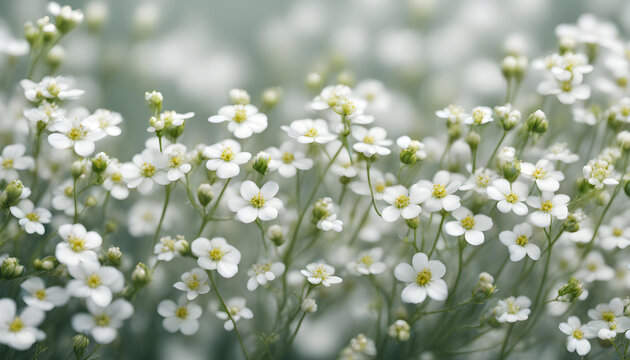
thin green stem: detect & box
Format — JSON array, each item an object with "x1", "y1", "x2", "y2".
[
  {"x1": 151, "y1": 184, "x2": 172, "y2": 245},
  {"x1": 365, "y1": 158, "x2": 382, "y2": 217}
]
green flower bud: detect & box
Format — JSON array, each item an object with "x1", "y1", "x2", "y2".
[
  {"x1": 166, "y1": 122, "x2": 185, "y2": 139},
  {"x1": 625, "y1": 180, "x2": 630, "y2": 198},
  {"x1": 557, "y1": 278, "x2": 583, "y2": 302},
  {"x1": 447, "y1": 121, "x2": 462, "y2": 142},
  {"x1": 72, "y1": 334, "x2": 90, "y2": 357},
  {"x1": 145, "y1": 91, "x2": 163, "y2": 113},
  {"x1": 174, "y1": 236, "x2": 190, "y2": 256},
  {"x1": 563, "y1": 213, "x2": 581, "y2": 233},
  {"x1": 197, "y1": 183, "x2": 214, "y2": 207},
  {"x1": 502, "y1": 160, "x2": 521, "y2": 183},
  {"x1": 45, "y1": 45, "x2": 64, "y2": 70},
  {"x1": 24, "y1": 21, "x2": 40, "y2": 46},
  {"x1": 54, "y1": 5, "x2": 84, "y2": 34},
  {"x1": 312, "y1": 198, "x2": 332, "y2": 221},
  {"x1": 617, "y1": 131, "x2": 630, "y2": 152},
  {"x1": 131, "y1": 262, "x2": 151, "y2": 288},
  {"x1": 262, "y1": 87, "x2": 281, "y2": 109},
  {"x1": 465, "y1": 131, "x2": 481, "y2": 150},
  {"x1": 253, "y1": 152, "x2": 272, "y2": 175},
  {"x1": 229, "y1": 89, "x2": 250, "y2": 105},
  {"x1": 306, "y1": 72, "x2": 323, "y2": 91},
  {"x1": 577, "y1": 177, "x2": 594, "y2": 193},
  {"x1": 6, "y1": 180, "x2": 24, "y2": 202},
  {"x1": 106, "y1": 246, "x2": 122, "y2": 267},
  {"x1": 514, "y1": 55, "x2": 528, "y2": 81},
  {"x1": 501, "y1": 55, "x2": 517, "y2": 79},
  {"x1": 71, "y1": 160, "x2": 85, "y2": 179},
  {"x1": 1, "y1": 257, "x2": 24, "y2": 279},
  {"x1": 267, "y1": 225, "x2": 284, "y2": 246},
  {"x1": 405, "y1": 217, "x2": 420, "y2": 230},
  {"x1": 33, "y1": 256, "x2": 56, "y2": 271},
  {"x1": 105, "y1": 220, "x2": 117, "y2": 234},
  {"x1": 526, "y1": 110, "x2": 548, "y2": 134},
  {"x1": 85, "y1": 195, "x2": 98, "y2": 207}
]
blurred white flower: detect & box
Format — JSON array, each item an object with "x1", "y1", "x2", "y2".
[{"x1": 72, "y1": 299, "x2": 133, "y2": 344}]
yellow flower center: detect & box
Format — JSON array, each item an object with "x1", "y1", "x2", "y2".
[
  {"x1": 305, "y1": 127, "x2": 318, "y2": 137},
  {"x1": 221, "y1": 147, "x2": 235, "y2": 162},
  {"x1": 613, "y1": 228, "x2": 624, "y2": 237},
  {"x1": 415, "y1": 268, "x2": 432, "y2": 286},
  {"x1": 312, "y1": 265, "x2": 328, "y2": 279},
  {"x1": 617, "y1": 77, "x2": 628, "y2": 89},
  {"x1": 394, "y1": 195, "x2": 409, "y2": 209},
  {"x1": 86, "y1": 274, "x2": 102, "y2": 289},
  {"x1": 573, "y1": 329, "x2": 584, "y2": 340},
  {"x1": 461, "y1": 216, "x2": 475, "y2": 230},
  {"x1": 505, "y1": 192, "x2": 519, "y2": 203},
  {"x1": 68, "y1": 235, "x2": 86, "y2": 252},
  {"x1": 516, "y1": 235, "x2": 528, "y2": 246},
  {"x1": 561, "y1": 81, "x2": 573, "y2": 92},
  {"x1": 35, "y1": 289, "x2": 46, "y2": 300},
  {"x1": 208, "y1": 247, "x2": 225, "y2": 261},
  {"x1": 186, "y1": 275, "x2": 200, "y2": 290},
  {"x1": 161, "y1": 237, "x2": 176, "y2": 252},
  {"x1": 26, "y1": 212, "x2": 40, "y2": 222},
  {"x1": 140, "y1": 162, "x2": 156, "y2": 178},
  {"x1": 64, "y1": 185, "x2": 74, "y2": 197},
  {"x1": 95, "y1": 314, "x2": 110, "y2": 327},
  {"x1": 111, "y1": 172, "x2": 122, "y2": 182},
  {"x1": 170, "y1": 156, "x2": 182, "y2": 167},
  {"x1": 175, "y1": 306, "x2": 188, "y2": 319},
  {"x1": 9, "y1": 317, "x2": 23, "y2": 332},
  {"x1": 2, "y1": 158, "x2": 14, "y2": 169},
  {"x1": 532, "y1": 168, "x2": 547, "y2": 179},
  {"x1": 249, "y1": 192, "x2": 266, "y2": 208},
  {"x1": 475, "y1": 174, "x2": 490, "y2": 188},
  {"x1": 359, "y1": 255, "x2": 374, "y2": 267},
  {"x1": 47, "y1": 83, "x2": 60, "y2": 96},
  {"x1": 233, "y1": 108, "x2": 247, "y2": 123},
  {"x1": 375, "y1": 182, "x2": 386, "y2": 193},
  {"x1": 472, "y1": 109, "x2": 485, "y2": 124},
  {"x1": 602, "y1": 311, "x2": 616, "y2": 323},
  {"x1": 281, "y1": 152, "x2": 295, "y2": 164},
  {"x1": 541, "y1": 200, "x2": 554, "y2": 213},
  {"x1": 363, "y1": 135, "x2": 375, "y2": 145},
  {"x1": 507, "y1": 299, "x2": 520, "y2": 314},
  {"x1": 431, "y1": 184, "x2": 447, "y2": 199},
  {"x1": 66, "y1": 126, "x2": 87, "y2": 141},
  {"x1": 229, "y1": 306, "x2": 240, "y2": 316},
  {"x1": 253, "y1": 262, "x2": 272, "y2": 275}
]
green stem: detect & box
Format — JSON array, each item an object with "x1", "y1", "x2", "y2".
[
  {"x1": 365, "y1": 158, "x2": 382, "y2": 217},
  {"x1": 151, "y1": 184, "x2": 172, "y2": 245},
  {"x1": 485, "y1": 130, "x2": 508, "y2": 169},
  {"x1": 428, "y1": 213, "x2": 446, "y2": 257}
]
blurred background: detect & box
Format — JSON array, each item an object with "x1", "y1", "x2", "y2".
[{"x1": 1, "y1": 0, "x2": 630, "y2": 359}]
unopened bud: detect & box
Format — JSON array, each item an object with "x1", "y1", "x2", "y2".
[
  {"x1": 465, "y1": 131, "x2": 481, "y2": 149},
  {"x1": 526, "y1": 110, "x2": 548, "y2": 134},
  {"x1": 267, "y1": 225, "x2": 284, "y2": 246},
  {"x1": 253, "y1": 152, "x2": 271, "y2": 175},
  {"x1": 71, "y1": 160, "x2": 84, "y2": 179},
  {"x1": 145, "y1": 91, "x2": 163, "y2": 113},
  {"x1": 405, "y1": 217, "x2": 420, "y2": 230},
  {"x1": 106, "y1": 246, "x2": 122, "y2": 266},
  {"x1": 131, "y1": 262, "x2": 151, "y2": 287},
  {"x1": 301, "y1": 297, "x2": 317, "y2": 313},
  {"x1": 174, "y1": 236, "x2": 190, "y2": 256},
  {"x1": 262, "y1": 87, "x2": 281, "y2": 108},
  {"x1": 1, "y1": 257, "x2": 24, "y2": 279},
  {"x1": 229, "y1": 88, "x2": 250, "y2": 105},
  {"x1": 197, "y1": 183, "x2": 214, "y2": 207}
]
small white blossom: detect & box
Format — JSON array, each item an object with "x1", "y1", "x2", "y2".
[
  {"x1": 228, "y1": 181, "x2": 283, "y2": 223},
  {"x1": 394, "y1": 252, "x2": 447, "y2": 304},
  {"x1": 20, "y1": 277, "x2": 68, "y2": 311},
  {"x1": 464, "y1": 106, "x2": 493, "y2": 125},
  {"x1": 66, "y1": 262, "x2": 124, "y2": 307},
  {"x1": 414, "y1": 171, "x2": 461, "y2": 213},
  {"x1": 10, "y1": 200, "x2": 51, "y2": 235},
  {"x1": 204, "y1": 140, "x2": 251, "y2": 179},
  {"x1": 494, "y1": 296, "x2": 531, "y2": 323},
  {"x1": 55, "y1": 223, "x2": 102, "y2": 266},
  {"x1": 349, "y1": 248, "x2": 386, "y2": 275},
  {"x1": 487, "y1": 179, "x2": 529, "y2": 215},
  {"x1": 526, "y1": 192, "x2": 570, "y2": 228},
  {"x1": 520, "y1": 159, "x2": 565, "y2": 192},
  {"x1": 72, "y1": 299, "x2": 133, "y2": 344},
  {"x1": 208, "y1": 104, "x2": 267, "y2": 138},
  {"x1": 215, "y1": 297, "x2": 253, "y2": 331},
  {"x1": 158, "y1": 298, "x2": 202, "y2": 335},
  {"x1": 381, "y1": 185, "x2": 427, "y2": 222},
  {"x1": 121, "y1": 148, "x2": 169, "y2": 194},
  {"x1": 301, "y1": 262, "x2": 343, "y2": 287},
  {"x1": 444, "y1": 207, "x2": 493, "y2": 246},
  {"x1": 191, "y1": 237, "x2": 241, "y2": 278},
  {"x1": 500, "y1": 223, "x2": 541, "y2": 262},
  {"x1": 559, "y1": 316, "x2": 595, "y2": 356},
  {"x1": 352, "y1": 126, "x2": 392, "y2": 157},
  {"x1": 0, "y1": 144, "x2": 34, "y2": 181},
  {"x1": 247, "y1": 261, "x2": 285, "y2": 291},
  {"x1": 282, "y1": 119, "x2": 337, "y2": 144},
  {"x1": 174, "y1": 268, "x2": 210, "y2": 300},
  {"x1": 0, "y1": 298, "x2": 45, "y2": 350}
]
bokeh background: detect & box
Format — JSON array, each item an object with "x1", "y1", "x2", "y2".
[{"x1": 2, "y1": 0, "x2": 630, "y2": 359}]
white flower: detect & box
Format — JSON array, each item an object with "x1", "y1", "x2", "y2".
[
  {"x1": 576, "y1": 252, "x2": 614, "y2": 282},
  {"x1": 381, "y1": 185, "x2": 427, "y2": 222},
  {"x1": 350, "y1": 169, "x2": 394, "y2": 200},
  {"x1": 0, "y1": 298, "x2": 45, "y2": 350},
  {"x1": 164, "y1": 143, "x2": 191, "y2": 181},
  {"x1": 102, "y1": 160, "x2": 129, "y2": 200},
  {"x1": 121, "y1": 148, "x2": 169, "y2": 194},
  {"x1": 599, "y1": 216, "x2": 630, "y2": 250},
  {"x1": 23, "y1": 102, "x2": 65, "y2": 128},
  {"x1": 71, "y1": 299, "x2": 133, "y2": 344},
  {"x1": 494, "y1": 296, "x2": 531, "y2": 323},
  {"x1": 396, "y1": 136, "x2": 427, "y2": 160},
  {"x1": 349, "y1": 248, "x2": 386, "y2": 275},
  {"x1": 414, "y1": 171, "x2": 461, "y2": 213},
  {"x1": 216, "y1": 297, "x2": 253, "y2": 331},
  {"x1": 20, "y1": 277, "x2": 68, "y2": 311},
  {"x1": 500, "y1": 223, "x2": 541, "y2": 262},
  {"x1": 310, "y1": 84, "x2": 352, "y2": 110},
  {"x1": 444, "y1": 207, "x2": 492, "y2": 246},
  {"x1": 128, "y1": 200, "x2": 169, "y2": 237},
  {"x1": 154, "y1": 235, "x2": 186, "y2": 262},
  {"x1": 21, "y1": 76, "x2": 84, "y2": 102},
  {"x1": 435, "y1": 104, "x2": 466, "y2": 123},
  {"x1": 487, "y1": 179, "x2": 528, "y2": 215},
  {"x1": 47, "y1": 115, "x2": 105, "y2": 157},
  {"x1": 347, "y1": 334, "x2": 377, "y2": 358},
  {"x1": 158, "y1": 110, "x2": 194, "y2": 128},
  {"x1": 281, "y1": 119, "x2": 337, "y2": 144},
  {"x1": 266, "y1": 142, "x2": 313, "y2": 178},
  {"x1": 317, "y1": 213, "x2": 343, "y2": 232},
  {"x1": 48, "y1": 2, "x2": 84, "y2": 26},
  {"x1": 463, "y1": 106, "x2": 493, "y2": 125},
  {"x1": 10, "y1": 200, "x2": 51, "y2": 235},
  {"x1": 247, "y1": 261, "x2": 285, "y2": 291},
  {"x1": 55, "y1": 223, "x2": 102, "y2": 266},
  {"x1": 352, "y1": 126, "x2": 392, "y2": 157},
  {"x1": 394, "y1": 252, "x2": 447, "y2": 304},
  {"x1": 66, "y1": 261, "x2": 124, "y2": 307},
  {"x1": 204, "y1": 140, "x2": 251, "y2": 179},
  {"x1": 526, "y1": 192, "x2": 570, "y2": 228},
  {"x1": 228, "y1": 181, "x2": 283, "y2": 223},
  {"x1": 52, "y1": 180, "x2": 76, "y2": 215},
  {"x1": 545, "y1": 143, "x2": 579, "y2": 164},
  {"x1": 583, "y1": 160, "x2": 618, "y2": 189},
  {"x1": 520, "y1": 159, "x2": 565, "y2": 192},
  {"x1": 460, "y1": 166, "x2": 496, "y2": 194},
  {"x1": 83, "y1": 109, "x2": 123, "y2": 137},
  {"x1": 559, "y1": 316, "x2": 595, "y2": 356},
  {"x1": 158, "y1": 298, "x2": 202, "y2": 335},
  {"x1": 191, "y1": 237, "x2": 241, "y2": 278},
  {"x1": 301, "y1": 262, "x2": 343, "y2": 287},
  {"x1": 572, "y1": 105, "x2": 597, "y2": 125},
  {"x1": 0, "y1": 144, "x2": 33, "y2": 181},
  {"x1": 208, "y1": 104, "x2": 267, "y2": 138},
  {"x1": 587, "y1": 298, "x2": 630, "y2": 340},
  {"x1": 174, "y1": 268, "x2": 210, "y2": 300}
]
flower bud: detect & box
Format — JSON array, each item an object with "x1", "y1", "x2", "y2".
[
  {"x1": 85, "y1": 1, "x2": 108, "y2": 32},
  {"x1": 557, "y1": 278, "x2": 583, "y2": 302},
  {"x1": 145, "y1": 91, "x2": 163, "y2": 113},
  {"x1": 558, "y1": 36, "x2": 576, "y2": 54},
  {"x1": 104, "y1": 220, "x2": 117, "y2": 234},
  {"x1": 1, "y1": 257, "x2": 24, "y2": 279},
  {"x1": 131, "y1": 262, "x2": 151, "y2": 287},
  {"x1": 617, "y1": 131, "x2": 630, "y2": 152},
  {"x1": 447, "y1": 121, "x2": 462, "y2": 142},
  {"x1": 33, "y1": 256, "x2": 56, "y2": 271},
  {"x1": 502, "y1": 160, "x2": 521, "y2": 183},
  {"x1": 262, "y1": 87, "x2": 281, "y2": 108},
  {"x1": 306, "y1": 72, "x2": 323, "y2": 91},
  {"x1": 24, "y1": 21, "x2": 40, "y2": 46},
  {"x1": 197, "y1": 183, "x2": 214, "y2": 207},
  {"x1": 301, "y1": 297, "x2": 317, "y2": 313},
  {"x1": 149, "y1": 116, "x2": 164, "y2": 131},
  {"x1": 253, "y1": 152, "x2": 272, "y2": 175},
  {"x1": 54, "y1": 5, "x2": 84, "y2": 34},
  {"x1": 501, "y1": 55, "x2": 517, "y2": 79},
  {"x1": 229, "y1": 89, "x2": 250, "y2": 105},
  {"x1": 514, "y1": 55, "x2": 528, "y2": 81},
  {"x1": 45, "y1": 45, "x2": 64, "y2": 70},
  {"x1": 465, "y1": 131, "x2": 481, "y2": 150},
  {"x1": 388, "y1": 320, "x2": 410, "y2": 341},
  {"x1": 71, "y1": 160, "x2": 85, "y2": 179},
  {"x1": 625, "y1": 180, "x2": 630, "y2": 198},
  {"x1": 6, "y1": 180, "x2": 24, "y2": 202},
  {"x1": 312, "y1": 198, "x2": 332, "y2": 221},
  {"x1": 526, "y1": 110, "x2": 548, "y2": 134},
  {"x1": 405, "y1": 217, "x2": 420, "y2": 230},
  {"x1": 174, "y1": 236, "x2": 190, "y2": 256},
  {"x1": 473, "y1": 272, "x2": 496, "y2": 303},
  {"x1": 85, "y1": 195, "x2": 98, "y2": 207},
  {"x1": 267, "y1": 225, "x2": 285, "y2": 246},
  {"x1": 72, "y1": 334, "x2": 90, "y2": 356},
  {"x1": 42, "y1": 23, "x2": 58, "y2": 42},
  {"x1": 563, "y1": 213, "x2": 581, "y2": 233},
  {"x1": 106, "y1": 246, "x2": 122, "y2": 266}
]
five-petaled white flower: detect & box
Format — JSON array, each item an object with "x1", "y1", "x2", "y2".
[
  {"x1": 48, "y1": 114, "x2": 105, "y2": 157},
  {"x1": 216, "y1": 297, "x2": 254, "y2": 331},
  {"x1": 66, "y1": 261, "x2": 124, "y2": 307},
  {"x1": 559, "y1": 316, "x2": 595, "y2": 356},
  {"x1": 301, "y1": 262, "x2": 343, "y2": 287},
  {"x1": 204, "y1": 140, "x2": 251, "y2": 179},
  {"x1": 349, "y1": 248, "x2": 386, "y2": 275},
  {"x1": 310, "y1": 84, "x2": 352, "y2": 110},
  {"x1": 599, "y1": 215, "x2": 630, "y2": 250},
  {"x1": 520, "y1": 159, "x2": 565, "y2": 192},
  {"x1": 394, "y1": 252, "x2": 447, "y2": 304},
  {"x1": 463, "y1": 106, "x2": 493, "y2": 125},
  {"x1": 121, "y1": 148, "x2": 169, "y2": 194},
  {"x1": 208, "y1": 104, "x2": 267, "y2": 138},
  {"x1": 587, "y1": 298, "x2": 630, "y2": 340},
  {"x1": 499, "y1": 223, "x2": 541, "y2": 262},
  {"x1": 414, "y1": 171, "x2": 461, "y2": 213},
  {"x1": 163, "y1": 143, "x2": 191, "y2": 182},
  {"x1": 55, "y1": 223, "x2": 102, "y2": 266},
  {"x1": 0, "y1": 144, "x2": 34, "y2": 181},
  {"x1": 10, "y1": 200, "x2": 51, "y2": 235},
  {"x1": 526, "y1": 192, "x2": 570, "y2": 228},
  {"x1": 247, "y1": 261, "x2": 285, "y2": 291},
  {"x1": 381, "y1": 185, "x2": 427, "y2": 222},
  {"x1": 21, "y1": 76, "x2": 84, "y2": 102},
  {"x1": 0, "y1": 298, "x2": 45, "y2": 350},
  {"x1": 487, "y1": 179, "x2": 528, "y2": 215},
  {"x1": 444, "y1": 207, "x2": 493, "y2": 246},
  {"x1": 83, "y1": 109, "x2": 123, "y2": 137},
  {"x1": 228, "y1": 181, "x2": 283, "y2": 223},
  {"x1": 174, "y1": 268, "x2": 210, "y2": 300},
  {"x1": 72, "y1": 299, "x2": 133, "y2": 344},
  {"x1": 158, "y1": 298, "x2": 202, "y2": 335},
  {"x1": 352, "y1": 126, "x2": 392, "y2": 157},
  {"x1": 583, "y1": 160, "x2": 618, "y2": 189},
  {"x1": 20, "y1": 277, "x2": 69, "y2": 311},
  {"x1": 282, "y1": 119, "x2": 337, "y2": 144},
  {"x1": 191, "y1": 237, "x2": 241, "y2": 278},
  {"x1": 266, "y1": 142, "x2": 314, "y2": 178},
  {"x1": 494, "y1": 296, "x2": 531, "y2": 323}
]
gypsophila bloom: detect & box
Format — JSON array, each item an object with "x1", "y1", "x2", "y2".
[
  {"x1": 66, "y1": 262, "x2": 124, "y2": 307},
  {"x1": 352, "y1": 126, "x2": 392, "y2": 157},
  {"x1": 228, "y1": 181, "x2": 283, "y2": 223},
  {"x1": 246, "y1": 261, "x2": 285, "y2": 291},
  {"x1": 520, "y1": 159, "x2": 565, "y2": 192},
  {"x1": 583, "y1": 160, "x2": 618, "y2": 189},
  {"x1": 500, "y1": 223, "x2": 541, "y2": 262},
  {"x1": 21, "y1": 76, "x2": 84, "y2": 102},
  {"x1": 10, "y1": 200, "x2": 51, "y2": 235},
  {"x1": 598, "y1": 215, "x2": 630, "y2": 250},
  {"x1": 203, "y1": 140, "x2": 251, "y2": 179},
  {"x1": 394, "y1": 252, "x2": 447, "y2": 304},
  {"x1": 487, "y1": 179, "x2": 529, "y2": 215},
  {"x1": 301, "y1": 262, "x2": 343, "y2": 287},
  {"x1": 0, "y1": 298, "x2": 45, "y2": 350},
  {"x1": 396, "y1": 135, "x2": 427, "y2": 163},
  {"x1": 83, "y1": 109, "x2": 122, "y2": 137},
  {"x1": 444, "y1": 207, "x2": 492, "y2": 245},
  {"x1": 314, "y1": 197, "x2": 344, "y2": 232},
  {"x1": 174, "y1": 268, "x2": 210, "y2": 300},
  {"x1": 587, "y1": 298, "x2": 630, "y2": 339},
  {"x1": 121, "y1": 148, "x2": 169, "y2": 194},
  {"x1": 344, "y1": 333, "x2": 376, "y2": 358},
  {"x1": 20, "y1": 277, "x2": 68, "y2": 311},
  {"x1": 310, "y1": 84, "x2": 352, "y2": 110},
  {"x1": 545, "y1": 143, "x2": 579, "y2": 163},
  {"x1": 460, "y1": 166, "x2": 496, "y2": 194},
  {"x1": 102, "y1": 160, "x2": 129, "y2": 200},
  {"x1": 208, "y1": 103, "x2": 267, "y2": 139},
  {"x1": 191, "y1": 237, "x2": 241, "y2": 278},
  {"x1": 154, "y1": 235, "x2": 186, "y2": 261},
  {"x1": 494, "y1": 296, "x2": 531, "y2": 323},
  {"x1": 164, "y1": 143, "x2": 191, "y2": 181},
  {"x1": 576, "y1": 252, "x2": 614, "y2": 282},
  {"x1": 464, "y1": 106, "x2": 493, "y2": 125},
  {"x1": 282, "y1": 118, "x2": 337, "y2": 144},
  {"x1": 72, "y1": 299, "x2": 133, "y2": 345},
  {"x1": 158, "y1": 298, "x2": 202, "y2": 335},
  {"x1": 526, "y1": 192, "x2": 570, "y2": 228},
  {"x1": 55, "y1": 223, "x2": 102, "y2": 266},
  {"x1": 266, "y1": 142, "x2": 313, "y2": 178},
  {"x1": 435, "y1": 104, "x2": 466, "y2": 123},
  {"x1": 381, "y1": 185, "x2": 427, "y2": 222},
  {"x1": 0, "y1": 144, "x2": 33, "y2": 181},
  {"x1": 216, "y1": 297, "x2": 253, "y2": 331},
  {"x1": 349, "y1": 247, "x2": 386, "y2": 275},
  {"x1": 48, "y1": 111, "x2": 105, "y2": 157},
  {"x1": 559, "y1": 316, "x2": 595, "y2": 356},
  {"x1": 414, "y1": 170, "x2": 461, "y2": 212}
]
